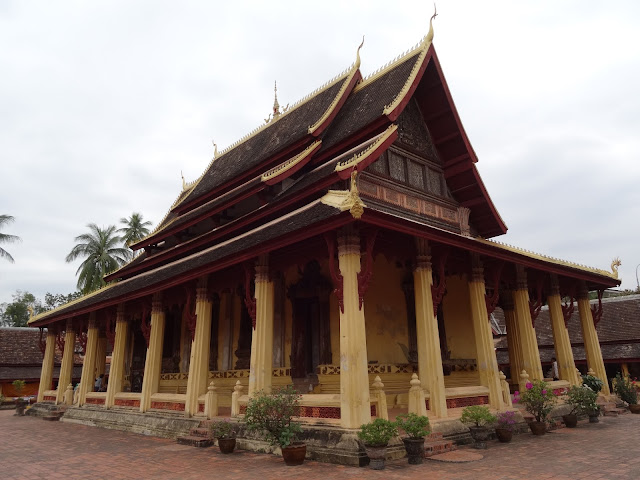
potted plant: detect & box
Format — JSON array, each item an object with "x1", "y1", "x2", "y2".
[
  {"x1": 396, "y1": 413, "x2": 430, "y2": 464},
  {"x1": 211, "y1": 419, "x2": 237, "y2": 454},
  {"x1": 460, "y1": 405, "x2": 496, "y2": 449},
  {"x1": 358, "y1": 418, "x2": 398, "y2": 470},
  {"x1": 581, "y1": 374, "x2": 604, "y2": 394},
  {"x1": 12, "y1": 380, "x2": 27, "y2": 416},
  {"x1": 563, "y1": 385, "x2": 598, "y2": 427},
  {"x1": 514, "y1": 380, "x2": 556, "y2": 435},
  {"x1": 494, "y1": 410, "x2": 516, "y2": 443},
  {"x1": 244, "y1": 385, "x2": 305, "y2": 466},
  {"x1": 613, "y1": 373, "x2": 640, "y2": 414}
]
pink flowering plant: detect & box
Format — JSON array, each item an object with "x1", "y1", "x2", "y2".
[
  {"x1": 514, "y1": 380, "x2": 556, "y2": 423},
  {"x1": 495, "y1": 410, "x2": 517, "y2": 432}
]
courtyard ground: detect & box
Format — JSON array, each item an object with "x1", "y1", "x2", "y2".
[{"x1": 1, "y1": 409, "x2": 639, "y2": 479}]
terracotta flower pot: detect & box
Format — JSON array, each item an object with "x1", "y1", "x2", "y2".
[
  {"x1": 281, "y1": 442, "x2": 306, "y2": 466},
  {"x1": 629, "y1": 404, "x2": 640, "y2": 414},
  {"x1": 529, "y1": 421, "x2": 547, "y2": 435},
  {"x1": 217, "y1": 437, "x2": 236, "y2": 454},
  {"x1": 562, "y1": 414, "x2": 578, "y2": 428},
  {"x1": 402, "y1": 437, "x2": 425, "y2": 464},
  {"x1": 364, "y1": 445, "x2": 387, "y2": 470},
  {"x1": 494, "y1": 428, "x2": 513, "y2": 443}
]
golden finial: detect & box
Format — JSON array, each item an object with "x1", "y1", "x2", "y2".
[
  {"x1": 181, "y1": 171, "x2": 187, "y2": 190},
  {"x1": 273, "y1": 80, "x2": 281, "y2": 118},
  {"x1": 425, "y1": 3, "x2": 438, "y2": 45},
  {"x1": 355, "y1": 36, "x2": 365, "y2": 70}
]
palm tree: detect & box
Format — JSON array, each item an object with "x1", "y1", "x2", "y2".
[
  {"x1": 65, "y1": 224, "x2": 129, "y2": 294},
  {"x1": 118, "y1": 213, "x2": 152, "y2": 257},
  {"x1": 0, "y1": 215, "x2": 21, "y2": 263}
]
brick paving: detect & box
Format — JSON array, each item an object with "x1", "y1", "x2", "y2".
[{"x1": 2, "y1": 409, "x2": 640, "y2": 480}]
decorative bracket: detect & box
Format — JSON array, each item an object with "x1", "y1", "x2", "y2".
[
  {"x1": 140, "y1": 300, "x2": 152, "y2": 347},
  {"x1": 243, "y1": 263, "x2": 257, "y2": 329},
  {"x1": 105, "y1": 312, "x2": 116, "y2": 348},
  {"x1": 431, "y1": 248, "x2": 449, "y2": 312},
  {"x1": 38, "y1": 327, "x2": 46, "y2": 357},
  {"x1": 55, "y1": 329, "x2": 66, "y2": 353},
  {"x1": 591, "y1": 289, "x2": 604, "y2": 327},
  {"x1": 357, "y1": 229, "x2": 378, "y2": 310},
  {"x1": 528, "y1": 277, "x2": 544, "y2": 328},
  {"x1": 324, "y1": 233, "x2": 344, "y2": 313},
  {"x1": 184, "y1": 285, "x2": 198, "y2": 340},
  {"x1": 561, "y1": 297, "x2": 575, "y2": 329},
  {"x1": 484, "y1": 262, "x2": 504, "y2": 319},
  {"x1": 78, "y1": 330, "x2": 88, "y2": 355}
]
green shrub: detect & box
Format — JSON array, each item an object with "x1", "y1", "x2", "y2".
[
  {"x1": 358, "y1": 418, "x2": 398, "y2": 447},
  {"x1": 244, "y1": 385, "x2": 302, "y2": 448},
  {"x1": 566, "y1": 385, "x2": 599, "y2": 415},
  {"x1": 581, "y1": 374, "x2": 604, "y2": 393},
  {"x1": 613, "y1": 373, "x2": 638, "y2": 406},
  {"x1": 210, "y1": 418, "x2": 236, "y2": 439},
  {"x1": 460, "y1": 405, "x2": 496, "y2": 428},
  {"x1": 396, "y1": 413, "x2": 431, "y2": 438}
]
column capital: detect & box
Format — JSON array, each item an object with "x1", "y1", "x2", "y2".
[
  {"x1": 255, "y1": 254, "x2": 270, "y2": 283},
  {"x1": 515, "y1": 264, "x2": 528, "y2": 290},
  {"x1": 549, "y1": 274, "x2": 560, "y2": 296},
  {"x1": 116, "y1": 303, "x2": 126, "y2": 320},
  {"x1": 337, "y1": 229, "x2": 360, "y2": 256},
  {"x1": 88, "y1": 312, "x2": 97, "y2": 330},
  {"x1": 65, "y1": 318, "x2": 74, "y2": 332},
  {"x1": 499, "y1": 290, "x2": 514, "y2": 311},
  {"x1": 414, "y1": 238, "x2": 431, "y2": 270},
  {"x1": 470, "y1": 253, "x2": 484, "y2": 283},
  {"x1": 577, "y1": 281, "x2": 589, "y2": 300},
  {"x1": 152, "y1": 292, "x2": 163, "y2": 313}
]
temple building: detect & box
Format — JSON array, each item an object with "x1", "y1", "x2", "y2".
[{"x1": 29, "y1": 19, "x2": 620, "y2": 461}]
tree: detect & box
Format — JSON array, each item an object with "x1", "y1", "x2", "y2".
[
  {"x1": 0, "y1": 215, "x2": 21, "y2": 263},
  {"x1": 43, "y1": 291, "x2": 82, "y2": 311},
  {"x1": 118, "y1": 212, "x2": 152, "y2": 258},
  {"x1": 65, "y1": 224, "x2": 129, "y2": 294},
  {"x1": 0, "y1": 291, "x2": 44, "y2": 327}
]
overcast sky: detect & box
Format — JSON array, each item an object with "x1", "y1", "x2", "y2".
[{"x1": 1, "y1": 0, "x2": 639, "y2": 305}]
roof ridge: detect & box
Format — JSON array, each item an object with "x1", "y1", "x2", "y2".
[{"x1": 480, "y1": 238, "x2": 616, "y2": 278}]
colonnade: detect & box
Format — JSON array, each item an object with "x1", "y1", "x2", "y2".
[{"x1": 38, "y1": 229, "x2": 612, "y2": 424}]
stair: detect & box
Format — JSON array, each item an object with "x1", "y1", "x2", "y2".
[
  {"x1": 176, "y1": 420, "x2": 214, "y2": 448},
  {"x1": 41, "y1": 405, "x2": 66, "y2": 421},
  {"x1": 424, "y1": 432, "x2": 456, "y2": 457},
  {"x1": 602, "y1": 403, "x2": 628, "y2": 417}
]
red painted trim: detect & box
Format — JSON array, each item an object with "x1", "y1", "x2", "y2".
[
  {"x1": 385, "y1": 49, "x2": 433, "y2": 122},
  {"x1": 128, "y1": 182, "x2": 264, "y2": 253},
  {"x1": 31, "y1": 214, "x2": 354, "y2": 327},
  {"x1": 310, "y1": 71, "x2": 362, "y2": 137},
  {"x1": 359, "y1": 209, "x2": 620, "y2": 288},
  {"x1": 174, "y1": 137, "x2": 311, "y2": 215},
  {"x1": 263, "y1": 141, "x2": 322, "y2": 186},
  {"x1": 335, "y1": 128, "x2": 399, "y2": 180}
]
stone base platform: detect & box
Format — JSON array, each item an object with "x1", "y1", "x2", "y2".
[
  {"x1": 59, "y1": 405, "x2": 200, "y2": 439},
  {"x1": 26, "y1": 402, "x2": 66, "y2": 419}
]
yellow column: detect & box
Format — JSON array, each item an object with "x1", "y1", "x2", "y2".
[
  {"x1": 37, "y1": 331, "x2": 56, "y2": 402},
  {"x1": 512, "y1": 265, "x2": 543, "y2": 381},
  {"x1": 468, "y1": 254, "x2": 504, "y2": 410},
  {"x1": 95, "y1": 334, "x2": 107, "y2": 378},
  {"x1": 337, "y1": 230, "x2": 371, "y2": 428},
  {"x1": 577, "y1": 283, "x2": 610, "y2": 395},
  {"x1": 547, "y1": 275, "x2": 580, "y2": 386},
  {"x1": 185, "y1": 277, "x2": 213, "y2": 416},
  {"x1": 248, "y1": 255, "x2": 274, "y2": 395},
  {"x1": 56, "y1": 320, "x2": 76, "y2": 405},
  {"x1": 140, "y1": 293, "x2": 166, "y2": 413},
  {"x1": 106, "y1": 305, "x2": 129, "y2": 408},
  {"x1": 413, "y1": 238, "x2": 447, "y2": 418},
  {"x1": 502, "y1": 292, "x2": 523, "y2": 384},
  {"x1": 77, "y1": 314, "x2": 99, "y2": 406}
]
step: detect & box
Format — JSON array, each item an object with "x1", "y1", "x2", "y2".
[
  {"x1": 189, "y1": 427, "x2": 212, "y2": 438},
  {"x1": 42, "y1": 415, "x2": 61, "y2": 421},
  {"x1": 198, "y1": 420, "x2": 215, "y2": 429},
  {"x1": 176, "y1": 435, "x2": 214, "y2": 448},
  {"x1": 603, "y1": 407, "x2": 628, "y2": 417},
  {"x1": 548, "y1": 420, "x2": 565, "y2": 431},
  {"x1": 427, "y1": 432, "x2": 443, "y2": 440},
  {"x1": 424, "y1": 439, "x2": 456, "y2": 457}
]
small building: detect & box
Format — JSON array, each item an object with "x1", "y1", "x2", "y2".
[
  {"x1": 0, "y1": 327, "x2": 82, "y2": 398},
  {"x1": 27, "y1": 20, "x2": 620, "y2": 462}
]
